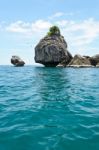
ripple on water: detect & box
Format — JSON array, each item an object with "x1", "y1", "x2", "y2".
[{"x1": 0, "y1": 66, "x2": 99, "y2": 150}]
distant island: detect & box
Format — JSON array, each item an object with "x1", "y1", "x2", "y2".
[
  {"x1": 34, "y1": 26, "x2": 99, "y2": 67},
  {"x1": 10, "y1": 26, "x2": 99, "y2": 67}
]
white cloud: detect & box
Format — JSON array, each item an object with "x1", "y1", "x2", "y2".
[
  {"x1": 48, "y1": 12, "x2": 74, "y2": 20},
  {"x1": 6, "y1": 20, "x2": 52, "y2": 35},
  {"x1": 55, "y1": 18, "x2": 99, "y2": 55},
  {"x1": 4, "y1": 17, "x2": 99, "y2": 55},
  {"x1": 6, "y1": 21, "x2": 30, "y2": 33},
  {"x1": 0, "y1": 22, "x2": 5, "y2": 31},
  {"x1": 58, "y1": 18, "x2": 99, "y2": 46},
  {"x1": 31, "y1": 20, "x2": 52, "y2": 32},
  {"x1": 49, "y1": 12, "x2": 64, "y2": 20}
]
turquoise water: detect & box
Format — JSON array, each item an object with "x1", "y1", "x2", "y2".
[{"x1": 0, "y1": 66, "x2": 99, "y2": 150}]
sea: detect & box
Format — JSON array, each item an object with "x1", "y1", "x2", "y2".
[{"x1": 0, "y1": 66, "x2": 99, "y2": 150}]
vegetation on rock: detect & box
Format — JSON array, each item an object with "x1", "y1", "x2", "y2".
[
  {"x1": 35, "y1": 26, "x2": 72, "y2": 67},
  {"x1": 47, "y1": 26, "x2": 60, "y2": 36}
]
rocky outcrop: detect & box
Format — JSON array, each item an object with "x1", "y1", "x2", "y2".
[
  {"x1": 96, "y1": 63, "x2": 99, "y2": 67},
  {"x1": 34, "y1": 26, "x2": 99, "y2": 68},
  {"x1": 67, "y1": 54, "x2": 92, "y2": 67},
  {"x1": 90, "y1": 54, "x2": 99, "y2": 66},
  {"x1": 34, "y1": 26, "x2": 72, "y2": 67},
  {"x1": 11, "y1": 56, "x2": 25, "y2": 67},
  {"x1": 67, "y1": 54, "x2": 99, "y2": 68}
]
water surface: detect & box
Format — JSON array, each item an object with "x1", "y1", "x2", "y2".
[{"x1": 0, "y1": 66, "x2": 99, "y2": 150}]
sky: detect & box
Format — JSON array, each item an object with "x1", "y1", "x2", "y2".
[{"x1": 0, "y1": 0, "x2": 99, "y2": 65}]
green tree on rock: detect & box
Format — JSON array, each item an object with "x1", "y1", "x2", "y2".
[{"x1": 47, "y1": 26, "x2": 60, "y2": 36}]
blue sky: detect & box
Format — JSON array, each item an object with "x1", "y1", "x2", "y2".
[{"x1": 0, "y1": 0, "x2": 99, "y2": 65}]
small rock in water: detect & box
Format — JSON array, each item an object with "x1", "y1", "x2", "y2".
[{"x1": 11, "y1": 56, "x2": 25, "y2": 67}]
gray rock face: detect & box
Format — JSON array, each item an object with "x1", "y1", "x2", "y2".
[
  {"x1": 68, "y1": 54, "x2": 93, "y2": 67},
  {"x1": 11, "y1": 56, "x2": 25, "y2": 67},
  {"x1": 35, "y1": 35, "x2": 72, "y2": 67},
  {"x1": 96, "y1": 63, "x2": 99, "y2": 67},
  {"x1": 90, "y1": 54, "x2": 99, "y2": 66}
]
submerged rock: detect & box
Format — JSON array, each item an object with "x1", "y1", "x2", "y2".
[
  {"x1": 34, "y1": 26, "x2": 72, "y2": 67},
  {"x1": 11, "y1": 56, "x2": 25, "y2": 67}
]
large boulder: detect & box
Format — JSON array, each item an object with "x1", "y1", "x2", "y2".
[
  {"x1": 11, "y1": 56, "x2": 25, "y2": 67},
  {"x1": 68, "y1": 54, "x2": 93, "y2": 67},
  {"x1": 90, "y1": 54, "x2": 99, "y2": 66},
  {"x1": 96, "y1": 63, "x2": 99, "y2": 67},
  {"x1": 34, "y1": 26, "x2": 72, "y2": 67}
]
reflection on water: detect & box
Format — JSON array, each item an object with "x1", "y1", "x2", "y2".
[{"x1": 0, "y1": 66, "x2": 99, "y2": 150}]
